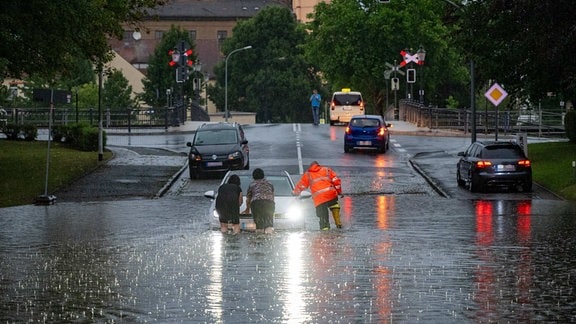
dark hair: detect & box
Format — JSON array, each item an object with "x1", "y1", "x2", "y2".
[
  {"x1": 252, "y1": 168, "x2": 265, "y2": 180},
  {"x1": 228, "y1": 174, "x2": 241, "y2": 186}
]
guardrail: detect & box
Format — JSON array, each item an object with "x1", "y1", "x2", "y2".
[{"x1": 398, "y1": 100, "x2": 566, "y2": 137}]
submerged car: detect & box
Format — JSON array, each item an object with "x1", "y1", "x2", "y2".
[
  {"x1": 344, "y1": 114, "x2": 391, "y2": 153},
  {"x1": 456, "y1": 141, "x2": 532, "y2": 192},
  {"x1": 204, "y1": 170, "x2": 313, "y2": 231},
  {"x1": 186, "y1": 122, "x2": 249, "y2": 179}
]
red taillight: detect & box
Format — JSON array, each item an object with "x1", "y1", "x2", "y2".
[
  {"x1": 378, "y1": 127, "x2": 386, "y2": 136},
  {"x1": 345, "y1": 126, "x2": 351, "y2": 134},
  {"x1": 360, "y1": 101, "x2": 364, "y2": 111},
  {"x1": 476, "y1": 161, "x2": 492, "y2": 168},
  {"x1": 518, "y1": 160, "x2": 531, "y2": 167},
  {"x1": 331, "y1": 101, "x2": 335, "y2": 110}
]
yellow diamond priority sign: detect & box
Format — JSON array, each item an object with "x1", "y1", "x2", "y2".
[{"x1": 484, "y1": 82, "x2": 508, "y2": 106}]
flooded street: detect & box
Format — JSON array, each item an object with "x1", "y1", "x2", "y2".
[{"x1": 2, "y1": 195, "x2": 576, "y2": 322}]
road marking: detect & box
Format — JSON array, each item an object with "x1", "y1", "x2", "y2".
[
  {"x1": 391, "y1": 139, "x2": 406, "y2": 153},
  {"x1": 294, "y1": 124, "x2": 304, "y2": 174}
]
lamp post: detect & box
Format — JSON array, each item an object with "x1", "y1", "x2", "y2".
[
  {"x1": 225, "y1": 45, "x2": 252, "y2": 122},
  {"x1": 417, "y1": 45, "x2": 426, "y2": 104}
]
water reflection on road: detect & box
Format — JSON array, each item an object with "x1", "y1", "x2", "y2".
[{"x1": 1, "y1": 196, "x2": 576, "y2": 322}]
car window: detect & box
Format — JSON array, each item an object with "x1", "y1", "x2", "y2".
[
  {"x1": 333, "y1": 94, "x2": 362, "y2": 106},
  {"x1": 194, "y1": 129, "x2": 238, "y2": 145},
  {"x1": 351, "y1": 118, "x2": 380, "y2": 127},
  {"x1": 481, "y1": 146, "x2": 525, "y2": 159},
  {"x1": 231, "y1": 175, "x2": 292, "y2": 196}
]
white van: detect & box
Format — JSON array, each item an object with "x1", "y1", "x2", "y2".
[{"x1": 329, "y1": 89, "x2": 364, "y2": 125}]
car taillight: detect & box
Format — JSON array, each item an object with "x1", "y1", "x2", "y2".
[
  {"x1": 518, "y1": 160, "x2": 531, "y2": 167},
  {"x1": 360, "y1": 101, "x2": 364, "y2": 111},
  {"x1": 476, "y1": 161, "x2": 492, "y2": 168},
  {"x1": 378, "y1": 127, "x2": 386, "y2": 136},
  {"x1": 345, "y1": 126, "x2": 351, "y2": 134},
  {"x1": 331, "y1": 102, "x2": 335, "y2": 110}
]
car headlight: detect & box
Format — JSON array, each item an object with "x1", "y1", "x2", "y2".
[
  {"x1": 228, "y1": 151, "x2": 241, "y2": 160},
  {"x1": 190, "y1": 152, "x2": 201, "y2": 161},
  {"x1": 285, "y1": 204, "x2": 303, "y2": 220}
]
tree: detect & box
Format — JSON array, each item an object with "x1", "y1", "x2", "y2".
[
  {"x1": 208, "y1": 6, "x2": 323, "y2": 123},
  {"x1": 0, "y1": 0, "x2": 166, "y2": 79},
  {"x1": 304, "y1": 0, "x2": 469, "y2": 113},
  {"x1": 103, "y1": 70, "x2": 137, "y2": 111},
  {"x1": 458, "y1": 0, "x2": 576, "y2": 108},
  {"x1": 141, "y1": 26, "x2": 197, "y2": 108}
]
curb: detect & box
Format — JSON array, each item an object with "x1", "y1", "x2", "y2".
[
  {"x1": 154, "y1": 160, "x2": 189, "y2": 199},
  {"x1": 409, "y1": 159, "x2": 450, "y2": 198}
]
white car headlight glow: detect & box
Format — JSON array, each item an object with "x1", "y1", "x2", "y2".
[{"x1": 285, "y1": 204, "x2": 303, "y2": 220}]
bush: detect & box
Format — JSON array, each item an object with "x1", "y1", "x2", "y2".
[
  {"x1": 62, "y1": 123, "x2": 105, "y2": 151},
  {"x1": 564, "y1": 110, "x2": 576, "y2": 143},
  {"x1": 52, "y1": 124, "x2": 69, "y2": 142},
  {"x1": 1, "y1": 123, "x2": 37, "y2": 141},
  {"x1": 21, "y1": 124, "x2": 37, "y2": 141}
]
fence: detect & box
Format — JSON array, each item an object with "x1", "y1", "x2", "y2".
[
  {"x1": 0, "y1": 104, "x2": 210, "y2": 132},
  {"x1": 398, "y1": 100, "x2": 566, "y2": 137}
]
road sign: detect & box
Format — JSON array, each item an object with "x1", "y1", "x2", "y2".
[
  {"x1": 407, "y1": 69, "x2": 416, "y2": 83},
  {"x1": 484, "y1": 83, "x2": 508, "y2": 106}
]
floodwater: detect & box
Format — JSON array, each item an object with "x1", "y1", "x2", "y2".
[{"x1": 2, "y1": 195, "x2": 576, "y2": 322}]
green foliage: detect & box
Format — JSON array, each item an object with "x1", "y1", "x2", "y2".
[
  {"x1": 304, "y1": 0, "x2": 469, "y2": 113},
  {"x1": 52, "y1": 123, "x2": 105, "y2": 151},
  {"x1": 445, "y1": 96, "x2": 459, "y2": 109},
  {"x1": 458, "y1": 0, "x2": 576, "y2": 105},
  {"x1": 103, "y1": 70, "x2": 137, "y2": 110},
  {"x1": 1, "y1": 123, "x2": 37, "y2": 141},
  {"x1": 208, "y1": 6, "x2": 322, "y2": 123},
  {"x1": 142, "y1": 26, "x2": 197, "y2": 108},
  {"x1": 0, "y1": 0, "x2": 166, "y2": 80},
  {"x1": 564, "y1": 110, "x2": 576, "y2": 143}
]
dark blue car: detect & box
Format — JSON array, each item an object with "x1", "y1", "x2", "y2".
[{"x1": 344, "y1": 115, "x2": 391, "y2": 153}]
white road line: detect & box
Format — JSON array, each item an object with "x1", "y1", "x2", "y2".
[{"x1": 294, "y1": 124, "x2": 304, "y2": 174}]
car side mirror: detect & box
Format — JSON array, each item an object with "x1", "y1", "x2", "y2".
[
  {"x1": 386, "y1": 123, "x2": 392, "y2": 128},
  {"x1": 457, "y1": 152, "x2": 465, "y2": 156},
  {"x1": 187, "y1": 142, "x2": 192, "y2": 147},
  {"x1": 299, "y1": 191, "x2": 312, "y2": 199},
  {"x1": 204, "y1": 190, "x2": 215, "y2": 199},
  {"x1": 241, "y1": 140, "x2": 248, "y2": 145}
]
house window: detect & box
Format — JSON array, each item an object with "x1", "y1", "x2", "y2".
[
  {"x1": 189, "y1": 30, "x2": 197, "y2": 40},
  {"x1": 217, "y1": 31, "x2": 227, "y2": 51},
  {"x1": 155, "y1": 30, "x2": 164, "y2": 40}
]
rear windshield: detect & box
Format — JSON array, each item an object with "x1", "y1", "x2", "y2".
[
  {"x1": 350, "y1": 118, "x2": 380, "y2": 127},
  {"x1": 194, "y1": 129, "x2": 238, "y2": 145},
  {"x1": 333, "y1": 94, "x2": 362, "y2": 106},
  {"x1": 481, "y1": 146, "x2": 525, "y2": 159}
]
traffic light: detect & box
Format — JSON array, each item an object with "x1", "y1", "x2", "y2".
[{"x1": 407, "y1": 69, "x2": 416, "y2": 83}]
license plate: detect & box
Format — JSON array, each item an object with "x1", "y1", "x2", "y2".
[
  {"x1": 206, "y1": 161, "x2": 223, "y2": 167},
  {"x1": 497, "y1": 164, "x2": 515, "y2": 171},
  {"x1": 358, "y1": 141, "x2": 372, "y2": 146}
]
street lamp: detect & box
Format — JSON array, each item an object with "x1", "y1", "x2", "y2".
[
  {"x1": 225, "y1": 45, "x2": 252, "y2": 122},
  {"x1": 417, "y1": 46, "x2": 426, "y2": 104}
]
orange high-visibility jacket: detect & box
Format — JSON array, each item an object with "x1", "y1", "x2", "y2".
[{"x1": 293, "y1": 163, "x2": 342, "y2": 207}]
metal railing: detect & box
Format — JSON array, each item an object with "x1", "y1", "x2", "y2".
[{"x1": 398, "y1": 100, "x2": 566, "y2": 137}]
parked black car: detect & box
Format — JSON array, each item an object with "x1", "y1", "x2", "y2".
[
  {"x1": 456, "y1": 141, "x2": 532, "y2": 192},
  {"x1": 186, "y1": 122, "x2": 249, "y2": 179}
]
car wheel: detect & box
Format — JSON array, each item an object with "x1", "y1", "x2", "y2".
[
  {"x1": 469, "y1": 173, "x2": 482, "y2": 192},
  {"x1": 344, "y1": 145, "x2": 351, "y2": 153},
  {"x1": 244, "y1": 159, "x2": 250, "y2": 170},
  {"x1": 189, "y1": 167, "x2": 199, "y2": 180},
  {"x1": 456, "y1": 170, "x2": 466, "y2": 187},
  {"x1": 522, "y1": 181, "x2": 532, "y2": 192}
]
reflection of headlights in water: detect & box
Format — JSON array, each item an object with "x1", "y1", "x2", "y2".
[{"x1": 286, "y1": 205, "x2": 303, "y2": 220}]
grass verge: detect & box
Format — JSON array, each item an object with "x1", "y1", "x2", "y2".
[
  {"x1": 0, "y1": 141, "x2": 112, "y2": 207},
  {"x1": 529, "y1": 141, "x2": 576, "y2": 200}
]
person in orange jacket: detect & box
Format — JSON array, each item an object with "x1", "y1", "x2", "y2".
[{"x1": 293, "y1": 161, "x2": 343, "y2": 230}]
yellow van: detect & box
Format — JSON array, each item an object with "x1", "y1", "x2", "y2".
[{"x1": 329, "y1": 88, "x2": 365, "y2": 125}]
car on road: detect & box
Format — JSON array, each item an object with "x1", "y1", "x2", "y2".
[
  {"x1": 329, "y1": 88, "x2": 365, "y2": 125},
  {"x1": 456, "y1": 141, "x2": 532, "y2": 192},
  {"x1": 186, "y1": 122, "x2": 249, "y2": 179},
  {"x1": 344, "y1": 114, "x2": 391, "y2": 153},
  {"x1": 204, "y1": 170, "x2": 313, "y2": 231}
]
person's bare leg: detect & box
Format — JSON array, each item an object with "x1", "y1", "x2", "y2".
[
  {"x1": 220, "y1": 223, "x2": 229, "y2": 233},
  {"x1": 232, "y1": 224, "x2": 240, "y2": 234}
]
